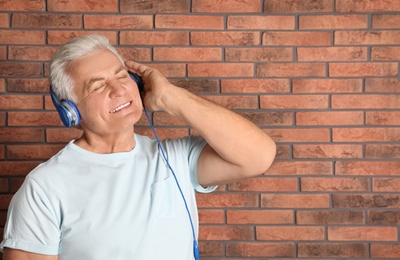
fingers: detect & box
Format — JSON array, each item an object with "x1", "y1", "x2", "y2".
[{"x1": 125, "y1": 60, "x2": 148, "y2": 76}]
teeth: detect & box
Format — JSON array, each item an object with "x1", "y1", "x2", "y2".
[{"x1": 110, "y1": 102, "x2": 130, "y2": 113}]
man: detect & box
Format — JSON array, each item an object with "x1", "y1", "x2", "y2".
[{"x1": 1, "y1": 35, "x2": 276, "y2": 259}]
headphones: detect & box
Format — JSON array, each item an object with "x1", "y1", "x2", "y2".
[{"x1": 51, "y1": 71, "x2": 144, "y2": 128}]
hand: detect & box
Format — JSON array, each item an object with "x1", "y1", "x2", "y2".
[{"x1": 125, "y1": 60, "x2": 174, "y2": 112}]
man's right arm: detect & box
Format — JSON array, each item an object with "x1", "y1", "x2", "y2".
[{"x1": 3, "y1": 248, "x2": 58, "y2": 260}]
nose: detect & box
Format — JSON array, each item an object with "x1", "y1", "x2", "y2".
[{"x1": 108, "y1": 79, "x2": 124, "y2": 98}]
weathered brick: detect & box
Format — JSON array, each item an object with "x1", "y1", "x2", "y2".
[
  {"x1": 169, "y1": 79, "x2": 218, "y2": 94},
  {"x1": 203, "y1": 95, "x2": 258, "y2": 109},
  {"x1": 228, "y1": 15, "x2": 294, "y2": 30},
  {"x1": 373, "y1": 178, "x2": 400, "y2": 192},
  {"x1": 8, "y1": 46, "x2": 56, "y2": 61},
  {"x1": 335, "y1": 30, "x2": 400, "y2": 45},
  {"x1": 371, "y1": 46, "x2": 400, "y2": 60},
  {"x1": 120, "y1": 0, "x2": 188, "y2": 13},
  {"x1": 113, "y1": 47, "x2": 151, "y2": 62},
  {"x1": 226, "y1": 47, "x2": 292, "y2": 62},
  {"x1": 221, "y1": 79, "x2": 290, "y2": 93},
  {"x1": 333, "y1": 128, "x2": 400, "y2": 142},
  {"x1": 47, "y1": 31, "x2": 117, "y2": 45},
  {"x1": 300, "y1": 14, "x2": 367, "y2": 29},
  {"x1": 46, "y1": 128, "x2": 83, "y2": 143},
  {"x1": 301, "y1": 177, "x2": 368, "y2": 191},
  {"x1": 120, "y1": 31, "x2": 188, "y2": 46},
  {"x1": 298, "y1": 243, "x2": 367, "y2": 258},
  {"x1": 266, "y1": 161, "x2": 332, "y2": 176},
  {"x1": 367, "y1": 112, "x2": 400, "y2": 125},
  {"x1": 293, "y1": 79, "x2": 362, "y2": 93},
  {"x1": 264, "y1": 128, "x2": 331, "y2": 143},
  {"x1": 10, "y1": 178, "x2": 24, "y2": 192},
  {"x1": 257, "y1": 63, "x2": 326, "y2": 77},
  {"x1": 48, "y1": 0, "x2": 118, "y2": 12},
  {"x1": 154, "y1": 47, "x2": 222, "y2": 62},
  {"x1": 135, "y1": 128, "x2": 187, "y2": 140},
  {"x1": 365, "y1": 78, "x2": 400, "y2": 92},
  {"x1": 227, "y1": 210, "x2": 293, "y2": 224},
  {"x1": 198, "y1": 241, "x2": 224, "y2": 257},
  {"x1": 8, "y1": 112, "x2": 62, "y2": 127},
  {"x1": 12, "y1": 14, "x2": 81, "y2": 28},
  {"x1": 199, "y1": 226, "x2": 253, "y2": 240},
  {"x1": 148, "y1": 63, "x2": 186, "y2": 77},
  {"x1": 296, "y1": 111, "x2": 364, "y2": 126},
  {"x1": 336, "y1": 161, "x2": 400, "y2": 176},
  {"x1": 371, "y1": 244, "x2": 400, "y2": 258},
  {"x1": 0, "y1": 96, "x2": 42, "y2": 110},
  {"x1": 188, "y1": 63, "x2": 253, "y2": 78},
  {"x1": 0, "y1": 0, "x2": 44, "y2": 11},
  {"x1": 7, "y1": 145, "x2": 64, "y2": 160},
  {"x1": 328, "y1": 226, "x2": 397, "y2": 241},
  {"x1": 198, "y1": 210, "x2": 225, "y2": 224},
  {"x1": 0, "y1": 162, "x2": 40, "y2": 176},
  {"x1": 196, "y1": 193, "x2": 258, "y2": 208},
  {"x1": 261, "y1": 194, "x2": 330, "y2": 208},
  {"x1": 228, "y1": 177, "x2": 297, "y2": 192},
  {"x1": 0, "y1": 13, "x2": 9, "y2": 27},
  {"x1": 297, "y1": 210, "x2": 364, "y2": 225},
  {"x1": 333, "y1": 194, "x2": 400, "y2": 208},
  {"x1": 257, "y1": 226, "x2": 325, "y2": 241},
  {"x1": 152, "y1": 112, "x2": 187, "y2": 127},
  {"x1": 366, "y1": 145, "x2": 400, "y2": 158},
  {"x1": 0, "y1": 128, "x2": 43, "y2": 143},
  {"x1": 261, "y1": 95, "x2": 328, "y2": 109},
  {"x1": 239, "y1": 112, "x2": 293, "y2": 126},
  {"x1": 297, "y1": 47, "x2": 367, "y2": 61},
  {"x1": 263, "y1": 32, "x2": 331, "y2": 46},
  {"x1": 155, "y1": 15, "x2": 224, "y2": 29},
  {"x1": 191, "y1": 32, "x2": 259, "y2": 46},
  {"x1": 294, "y1": 144, "x2": 363, "y2": 159},
  {"x1": 264, "y1": 0, "x2": 334, "y2": 13},
  {"x1": 372, "y1": 14, "x2": 400, "y2": 28},
  {"x1": 368, "y1": 210, "x2": 400, "y2": 225},
  {"x1": 84, "y1": 15, "x2": 152, "y2": 29},
  {"x1": 329, "y1": 62, "x2": 398, "y2": 77},
  {"x1": 0, "y1": 62, "x2": 42, "y2": 77},
  {"x1": 336, "y1": 0, "x2": 400, "y2": 12},
  {"x1": 192, "y1": 0, "x2": 261, "y2": 13},
  {"x1": 226, "y1": 242, "x2": 294, "y2": 257}
]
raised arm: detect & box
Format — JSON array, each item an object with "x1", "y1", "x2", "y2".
[
  {"x1": 3, "y1": 248, "x2": 58, "y2": 260},
  {"x1": 126, "y1": 61, "x2": 276, "y2": 187}
]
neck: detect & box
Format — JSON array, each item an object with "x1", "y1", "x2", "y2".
[{"x1": 75, "y1": 130, "x2": 136, "y2": 154}]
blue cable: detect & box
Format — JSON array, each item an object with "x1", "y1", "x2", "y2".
[{"x1": 143, "y1": 107, "x2": 201, "y2": 260}]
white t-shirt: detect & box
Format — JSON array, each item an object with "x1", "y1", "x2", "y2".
[{"x1": 1, "y1": 134, "x2": 215, "y2": 259}]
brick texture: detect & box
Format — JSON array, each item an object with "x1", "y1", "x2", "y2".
[{"x1": 1, "y1": 0, "x2": 399, "y2": 259}]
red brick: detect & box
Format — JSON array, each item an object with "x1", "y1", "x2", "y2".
[
  {"x1": 8, "y1": 46, "x2": 56, "y2": 61},
  {"x1": 296, "y1": 111, "x2": 364, "y2": 126},
  {"x1": 0, "y1": 47, "x2": 5, "y2": 60},
  {"x1": 239, "y1": 112, "x2": 293, "y2": 126},
  {"x1": 336, "y1": 0, "x2": 400, "y2": 12},
  {"x1": 328, "y1": 226, "x2": 397, "y2": 241},
  {"x1": 198, "y1": 209, "x2": 224, "y2": 224},
  {"x1": 148, "y1": 63, "x2": 186, "y2": 77},
  {"x1": 276, "y1": 145, "x2": 291, "y2": 159},
  {"x1": 263, "y1": 32, "x2": 331, "y2": 46},
  {"x1": 169, "y1": 79, "x2": 218, "y2": 94},
  {"x1": 297, "y1": 210, "x2": 364, "y2": 225},
  {"x1": 0, "y1": 95, "x2": 42, "y2": 110},
  {"x1": 257, "y1": 226, "x2": 325, "y2": 241},
  {"x1": 371, "y1": 244, "x2": 400, "y2": 258},
  {"x1": 335, "y1": 30, "x2": 400, "y2": 45},
  {"x1": 0, "y1": 145, "x2": 4, "y2": 159},
  {"x1": 0, "y1": 30, "x2": 44, "y2": 44},
  {"x1": 192, "y1": 0, "x2": 261, "y2": 12},
  {"x1": 120, "y1": 0, "x2": 188, "y2": 13},
  {"x1": 261, "y1": 95, "x2": 328, "y2": 109},
  {"x1": 203, "y1": 96, "x2": 258, "y2": 109},
  {"x1": 7, "y1": 145, "x2": 64, "y2": 160},
  {"x1": 0, "y1": 14, "x2": 9, "y2": 27},
  {"x1": 120, "y1": 31, "x2": 188, "y2": 46},
  {"x1": 0, "y1": 128, "x2": 43, "y2": 143},
  {"x1": 0, "y1": 195, "x2": 12, "y2": 209},
  {"x1": 264, "y1": 128, "x2": 331, "y2": 143},
  {"x1": 293, "y1": 79, "x2": 362, "y2": 93},
  {"x1": 0, "y1": 62, "x2": 42, "y2": 77},
  {"x1": 46, "y1": 128, "x2": 83, "y2": 143},
  {"x1": 367, "y1": 111, "x2": 400, "y2": 125},
  {"x1": 365, "y1": 78, "x2": 400, "y2": 92},
  {"x1": 0, "y1": 162, "x2": 40, "y2": 176},
  {"x1": 336, "y1": 161, "x2": 400, "y2": 176},
  {"x1": 298, "y1": 243, "x2": 367, "y2": 258},
  {"x1": 188, "y1": 63, "x2": 253, "y2": 77},
  {"x1": 330, "y1": 62, "x2": 398, "y2": 77},
  {"x1": 12, "y1": 14, "x2": 81, "y2": 28},
  {"x1": 154, "y1": 47, "x2": 221, "y2": 62},
  {"x1": 229, "y1": 177, "x2": 297, "y2": 192},
  {"x1": 366, "y1": 145, "x2": 400, "y2": 158},
  {"x1": 199, "y1": 226, "x2": 253, "y2": 240},
  {"x1": 221, "y1": 79, "x2": 289, "y2": 93},
  {"x1": 298, "y1": 47, "x2": 367, "y2": 61},
  {"x1": 48, "y1": 0, "x2": 117, "y2": 12},
  {"x1": 301, "y1": 177, "x2": 368, "y2": 192},
  {"x1": 371, "y1": 46, "x2": 400, "y2": 60},
  {"x1": 115, "y1": 48, "x2": 150, "y2": 63},
  {"x1": 373, "y1": 178, "x2": 400, "y2": 192},
  {"x1": 135, "y1": 128, "x2": 188, "y2": 140},
  {"x1": 8, "y1": 112, "x2": 62, "y2": 127},
  {"x1": 228, "y1": 15, "x2": 294, "y2": 30},
  {"x1": 300, "y1": 14, "x2": 367, "y2": 29},
  {"x1": 155, "y1": 14, "x2": 223, "y2": 29},
  {"x1": 295, "y1": 144, "x2": 362, "y2": 159},
  {"x1": 84, "y1": 15, "x2": 152, "y2": 29},
  {"x1": 10, "y1": 178, "x2": 24, "y2": 192},
  {"x1": 261, "y1": 194, "x2": 330, "y2": 208},
  {"x1": 226, "y1": 47, "x2": 292, "y2": 62},
  {"x1": 333, "y1": 128, "x2": 400, "y2": 142},
  {"x1": 333, "y1": 194, "x2": 400, "y2": 208},
  {"x1": 0, "y1": 113, "x2": 5, "y2": 126},
  {"x1": 0, "y1": 79, "x2": 4, "y2": 92},
  {"x1": 373, "y1": 14, "x2": 400, "y2": 28},
  {"x1": 227, "y1": 210, "x2": 293, "y2": 224},
  {"x1": 196, "y1": 193, "x2": 258, "y2": 208},
  {"x1": 257, "y1": 63, "x2": 326, "y2": 77},
  {"x1": 0, "y1": 0, "x2": 44, "y2": 11},
  {"x1": 264, "y1": 0, "x2": 334, "y2": 13},
  {"x1": 191, "y1": 32, "x2": 259, "y2": 46},
  {"x1": 226, "y1": 242, "x2": 294, "y2": 257},
  {"x1": 198, "y1": 241, "x2": 223, "y2": 257},
  {"x1": 48, "y1": 31, "x2": 117, "y2": 45},
  {"x1": 266, "y1": 161, "x2": 332, "y2": 176},
  {"x1": 368, "y1": 210, "x2": 400, "y2": 225}
]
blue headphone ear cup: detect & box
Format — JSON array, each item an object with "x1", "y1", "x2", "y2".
[
  {"x1": 50, "y1": 87, "x2": 81, "y2": 128},
  {"x1": 128, "y1": 71, "x2": 144, "y2": 91}
]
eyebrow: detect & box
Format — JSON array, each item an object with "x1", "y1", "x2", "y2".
[{"x1": 85, "y1": 66, "x2": 126, "y2": 89}]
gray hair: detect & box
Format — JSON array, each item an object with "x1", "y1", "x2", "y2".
[{"x1": 49, "y1": 34, "x2": 124, "y2": 103}]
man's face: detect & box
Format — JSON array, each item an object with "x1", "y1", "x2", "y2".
[{"x1": 69, "y1": 49, "x2": 143, "y2": 136}]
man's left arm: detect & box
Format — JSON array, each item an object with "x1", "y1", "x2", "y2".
[{"x1": 126, "y1": 61, "x2": 276, "y2": 187}]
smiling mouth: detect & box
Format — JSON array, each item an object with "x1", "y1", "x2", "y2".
[{"x1": 109, "y1": 102, "x2": 131, "y2": 113}]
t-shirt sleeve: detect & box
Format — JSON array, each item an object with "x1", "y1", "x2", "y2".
[
  {"x1": 185, "y1": 135, "x2": 218, "y2": 193},
  {"x1": 0, "y1": 176, "x2": 60, "y2": 255}
]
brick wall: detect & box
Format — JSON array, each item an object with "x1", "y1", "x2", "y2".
[{"x1": 1, "y1": 0, "x2": 400, "y2": 259}]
